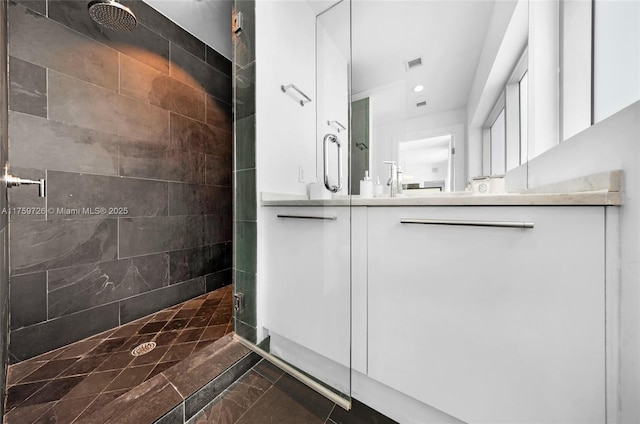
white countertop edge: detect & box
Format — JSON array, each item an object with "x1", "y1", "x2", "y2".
[{"x1": 261, "y1": 190, "x2": 621, "y2": 207}]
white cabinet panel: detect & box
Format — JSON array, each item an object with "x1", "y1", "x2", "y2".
[
  {"x1": 367, "y1": 206, "x2": 605, "y2": 423},
  {"x1": 263, "y1": 206, "x2": 351, "y2": 368}
]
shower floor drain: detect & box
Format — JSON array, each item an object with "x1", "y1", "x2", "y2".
[{"x1": 131, "y1": 341, "x2": 156, "y2": 356}]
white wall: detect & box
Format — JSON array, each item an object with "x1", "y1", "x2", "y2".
[
  {"x1": 143, "y1": 0, "x2": 232, "y2": 59},
  {"x1": 593, "y1": 0, "x2": 640, "y2": 124},
  {"x1": 255, "y1": 0, "x2": 317, "y2": 196},
  {"x1": 524, "y1": 101, "x2": 640, "y2": 424}
]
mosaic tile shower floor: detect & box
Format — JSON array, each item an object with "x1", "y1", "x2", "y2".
[{"x1": 3, "y1": 285, "x2": 233, "y2": 423}]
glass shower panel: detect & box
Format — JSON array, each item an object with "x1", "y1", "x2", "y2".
[{"x1": 234, "y1": 0, "x2": 352, "y2": 406}]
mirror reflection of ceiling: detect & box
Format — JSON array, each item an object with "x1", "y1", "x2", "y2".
[{"x1": 310, "y1": 0, "x2": 496, "y2": 121}]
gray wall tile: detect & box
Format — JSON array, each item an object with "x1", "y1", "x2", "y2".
[
  {"x1": 235, "y1": 62, "x2": 255, "y2": 120},
  {"x1": 235, "y1": 115, "x2": 256, "y2": 171},
  {"x1": 119, "y1": 143, "x2": 204, "y2": 184},
  {"x1": 170, "y1": 113, "x2": 231, "y2": 157},
  {"x1": 205, "y1": 213, "x2": 232, "y2": 245},
  {"x1": 206, "y1": 46, "x2": 232, "y2": 78},
  {"x1": 168, "y1": 183, "x2": 230, "y2": 216},
  {"x1": 206, "y1": 269, "x2": 232, "y2": 292},
  {"x1": 169, "y1": 243, "x2": 231, "y2": 284},
  {"x1": 119, "y1": 216, "x2": 205, "y2": 258},
  {"x1": 9, "y1": 272, "x2": 47, "y2": 330},
  {"x1": 48, "y1": 71, "x2": 169, "y2": 144},
  {"x1": 8, "y1": 56, "x2": 46, "y2": 118},
  {"x1": 11, "y1": 0, "x2": 45, "y2": 16},
  {"x1": 9, "y1": 302, "x2": 120, "y2": 363},
  {"x1": 120, "y1": 55, "x2": 205, "y2": 122},
  {"x1": 47, "y1": 0, "x2": 170, "y2": 73},
  {"x1": 235, "y1": 170, "x2": 256, "y2": 222},
  {"x1": 120, "y1": 0, "x2": 205, "y2": 60},
  {"x1": 8, "y1": 1, "x2": 119, "y2": 92},
  {"x1": 9, "y1": 112, "x2": 120, "y2": 176},
  {"x1": 119, "y1": 277, "x2": 205, "y2": 324},
  {"x1": 170, "y1": 43, "x2": 231, "y2": 104},
  {"x1": 10, "y1": 219, "x2": 118, "y2": 275},
  {"x1": 6, "y1": 167, "x2": 45, "y2": 222},
  {"x1": 205, "y1": 155, "x2": 232, "y2": 186},
  {"x1": 234, "y1": 222, "x2": 256, "y2": 274},
  {"x1": 206, "y1": 94, "x2": 232, "y2": 131},
  {"x1": 47, "y1": 171, "x2": 168, "y2": 219},
  {"x1": 234, "y1": 271, "x2": 256, "y2": 327},
  {"x1": 1, "y1": 0, "x2": 8, "y2": 412},
  {"x1": 234, "y1": 0, "x2": 255, "y2": 69},
  {"x1": 48, "y1": 253, "x2": 169, "y2": 318}
]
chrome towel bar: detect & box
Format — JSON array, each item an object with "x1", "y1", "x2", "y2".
[
  {"x1": 327, "y1": 120, "x2": 346, "y2": 132},
  {"x1": 277, "y1": 214, "x2": 337, "y2": 220},
  {"x1": 400, "y1": 219, "x2": 534, "y2": 229},
  {"x1": 281, "y1": 84, "x2": 312, "y2": 106}
]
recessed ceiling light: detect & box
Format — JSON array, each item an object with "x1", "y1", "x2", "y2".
[{"x1": 414, "y1": 84, "x2": 424, "y2": 93}]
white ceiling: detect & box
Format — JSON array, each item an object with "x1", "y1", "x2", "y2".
[{"x1": 351, "y1": 1, "x2": 496, "y2": 119}]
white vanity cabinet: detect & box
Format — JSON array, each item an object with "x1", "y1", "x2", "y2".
[
  {"x1": 262, "y1": 206, "x2": 351, "y2": 372},
  {"x1": 366, "y1": 206, "x2": 606, "y2": 423}
]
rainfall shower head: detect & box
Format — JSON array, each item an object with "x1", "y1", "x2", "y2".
[{"x1": 88, "y1": 0, "x2": 137, "y2": 32}]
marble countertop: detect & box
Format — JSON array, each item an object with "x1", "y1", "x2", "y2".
[{"x1": 261, "y1": 171, "x2": 623, "y2": 207}]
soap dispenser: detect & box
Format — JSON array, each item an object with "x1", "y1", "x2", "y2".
[
  {"x1": 360, "y1": 170, "x2": 374, "y2": 198},
  {"x1": 374, "y1": 176, "x2": 384, "y2": 197}
]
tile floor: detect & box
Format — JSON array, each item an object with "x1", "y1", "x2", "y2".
[
  {"x1": 3, "y1": 285, "x2": 233, "y2": 424},
  {"x1": 190, "y1": 359, "x2": 399, "y2": 424}
]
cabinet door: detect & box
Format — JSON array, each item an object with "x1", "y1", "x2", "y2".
[
  {"x1": 263, "y1": 206, "x2": 351, "y2": 368},
  {"x1": 367, "y1": 206, "x2": 605, "y2": 423}
]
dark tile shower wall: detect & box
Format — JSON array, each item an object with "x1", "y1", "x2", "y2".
[
  {"x1": 1, "y1": 0, "x2": 11, "y2": 415},
  {"x1": 233, "y1": 0, "x2": 257, "y2": 343},
  {"x1": 6, "y1": 0, "x2": 233, "y2": 363}
]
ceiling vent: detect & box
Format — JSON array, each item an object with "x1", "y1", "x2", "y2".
[
  {"x1": 416, "y1": 101, "x2": 427, "y2": 108},
  {"x1": 405, "y1": 57, "x2": 423, "y2": 70}
]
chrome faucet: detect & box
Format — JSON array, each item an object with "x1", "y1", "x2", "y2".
[
  {"x1": 3, "y1": 163, "x2": 46, "y2": 197},
  {"x1": 383, "y1": 161, "x2": 398, "y2": 197}
]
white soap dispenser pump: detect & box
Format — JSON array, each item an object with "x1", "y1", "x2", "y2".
[{"x1": 360, "y1": 170, "x2": 374, "y2": 198}]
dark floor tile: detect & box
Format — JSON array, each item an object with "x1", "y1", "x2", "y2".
[
  {"x1": 209, "y1": 313, "x2": 231, "y2": 326},
  {"x1": 5, "y1": 380, "x2": 48, "y2": 410},
  {"x1": 146, "y1": 361, "x2": 179, "y2": 382},
  {"x1": 156, "y1": 403, "x2": 184, "y2": 424},
  {"x1": 253, "y1": 359, "x2": 285, "y2": 384},
  {"x1": 36, "y1": 395, "x2": 96, "y2": 424},
  {"x1": 174, "y1": 308, "x2": 198, "y2": 320},
  {"x1": 184, "y1": 353, "x2": 261, "y2": 421},
  {"x1": 130, "y1": 345, "x2": 170, "y2": 367},
  {"x1": 176, "y1": 328, "x2": 205, "y2": 344},
  {"x1": 94, "y1": 351, "x2": 135, "y2": 372},
  {"x1": 22, "y1": 376, "x2": 84, "y2": 406},
  {"x1": 104, "y1": 365, "x2": 154, "y2": 392},
  {"x1": 90, "y1": 337, "x2": 129, "y2": 355},
  {"x1": 60, "y1": 354, "x2": 110, "y2": 377},
  {"x1": 64, "y1": 369, "x2": 122, "y2": 400},
  {"x1": 272, "y1": 373, "x2": 335, "y2": 421},
  {"x1": 138, "y1": 320, "x2": 168, "y2": 334},
  {"x1": 151, "y1": 310, "x2": 178, "y2": 322},
  {"x1": 161, "y1": 342, "x2": 197, "y2": 362},
  {"x1": 3, "y1": 402, "x2": 51, "y2": 424},
  {"x1": 194, "y1": 339, "x2": 216, "y2": 352},
  {"x1": 194, "y1": 306, "x2": 217, "y2": 317},
  {"x1": 108, "y1": 322, "x2": 144, "y2": 339},
  {"x1": 329, "y1": 399, "x2": 399, "y2": 424},
  {"x1": 74, "y1": 389, "x2": 127, "y2": 422},
  {"x1": 201, "y1": 325, "x2": 227, "y2": 341},
  {"x1": 163, "y1": 318, "x2": 190, "y2": 332},
  {"x1": 53, "y1": 339, "x2": 101, "y2": 360},
  {"x1": 154, "y1": 331, "x2": 181, "y2": 347},
  {"x1": 186, "y1": 315, "x2": 211, "y2": 329},
  {"x1": 20, "y1": 357, "x2": 79, "y2": 383},
  {"x1": 188, "y1": 370, "x2": 270, "y2": 423},
  {"x1": 6, "y1": 360, "x2": 46, "y2": 385}
]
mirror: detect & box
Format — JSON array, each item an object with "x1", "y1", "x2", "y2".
[{"x1": 351, "y1": 0, "x2": 529, "y2": 193}]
